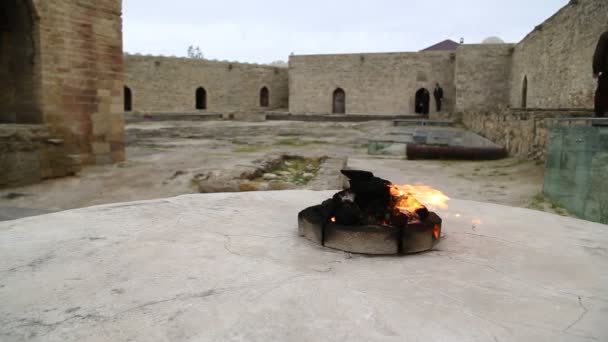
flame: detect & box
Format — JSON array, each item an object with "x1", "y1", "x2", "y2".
[
  {"x1": 389, "y1": 184, "x2": 449, "y2": 214},
  {"x1": 433, "y1": 224, "x2": 441, "y2": 239},
  {"x1": 330, "y1": 217, "x2": 336, "y2": 223},
  {"x1": 472, "y1": 218, "x2": 482, "y2": 226}
]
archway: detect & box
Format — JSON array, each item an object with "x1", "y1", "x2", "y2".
[
  {"x1": 333, "y1": 88, "x2": 346, "y2": 114},
  {"x1": 415, "y1": 88, "x2": 430, "y2": 115},
  {"x1": 196, "y1": 87, "x2": 207, "y2": 110},
  {"x1": 522, "y1": 76, "x2": 528, "y2": 108},
  {"x1": 0, "y1": 0, "x2": 41, "y2": 123},
  {"x1": 124, "y1": 86, "x2": 132, "y2": 112},
  {"x1": 260, "y1": 87, "x2": 269, "y2": 107}
]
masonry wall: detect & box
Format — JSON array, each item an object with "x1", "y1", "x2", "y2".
[
  {"x1": 288, "y1": 52, "x2": 456, "y2": 115},
  {"x1": 0, "y1": 125, "x2": 80, "y2": 188},
  {"x1": 125, "y1": 56, "x2": 289, "y2": 113},
  {"x1": 462, "y1": 109, "x2": 592, "y2": 160},
  {"x1": 454, "y1": 44, "x2": 514, "y2": 112},
  {"x1": 35, "y1": 0, "x2": 125, "y2": 165},
  {"x1": 509, "y1": 0, "x2": 607, "y2": 109},
  {"x1": 1, "y1": 0, "x2": 125, "y2": 188}
]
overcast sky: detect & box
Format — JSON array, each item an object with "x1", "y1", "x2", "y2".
[{"x1": 123, "y1": 0, "x2": 568, "y2": 64}]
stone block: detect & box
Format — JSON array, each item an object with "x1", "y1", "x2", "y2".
[{"x1": 92, "y1": 142, "x2": 111, "y2": 155}]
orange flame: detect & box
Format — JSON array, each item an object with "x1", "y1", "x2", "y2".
[
  {"x1": 472, "y1": 218, "x2": 482, "y2": 226},
  {"x1": 330, "y1": 217, "x2": 336, "y2": 223},
  {"x1": 389, "y1": 184, "x2": 449, "y2": 215},
  {"x1": 433, "y1": 224, "x2": 441, "y2": 239}
]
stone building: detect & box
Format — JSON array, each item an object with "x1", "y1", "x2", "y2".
[
  {"x1": 289, "y1": 0, "x2": 605, "y2": 116},
  {"x1": 1, "y1": 0, "x2": 125, "y2": 188},
  {"x1": 124, "y1": 56, "x2": 288, "y2": 113},
  {"x1": 2, "y1": 0, "x2": 606, "y2": 188}
]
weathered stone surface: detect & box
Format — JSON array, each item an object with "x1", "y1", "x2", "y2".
[
  {"x1": 1, "y1": 0, "x2": 124, "y2": 187},
  {"x1": 462, "y1": 109, "x2": 593, "y2": 160},
  {"x1": 454, "y1": 44, "x2": 514, "y2": 112},
  {"x1": 289, "y1": 52, "x2": 456, "y2": 115},
  {"x1": 324, "y1": 224, "x2": 400, "y2": 255},
  {"x1": 125, "y1": 55, "x2": 288, "y2": 113},
  {"x1": 0, "y1": 125, "x2": 80, "y2": 188},
  {"x1": 509, "y1": 0, "x2": 607, "y2": 109},
  {"x1": 0, "y1": 190, "x2": 607, "y2": 341}
]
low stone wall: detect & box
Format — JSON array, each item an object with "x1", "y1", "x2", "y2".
[
  {"x1": 461, "y1": 109, "x2": 593, "y2": 160},
  {"x1": 0, "y1": 125, "x2": 80, "y2": 189}
]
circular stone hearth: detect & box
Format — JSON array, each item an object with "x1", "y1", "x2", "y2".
[{"x1": 298, "y1": 205, "x2": 442, "y2": 255}]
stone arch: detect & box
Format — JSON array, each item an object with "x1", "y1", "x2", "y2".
[
  {"x1": 522, "y1": 76, "x2": 528, "y2": 108},
  {"x1": 196, "y1": 87, "x2": 207, "y2": 110},
  {"x1": 415, "y1": 88, "x2": 430, "y2": 115},
  {"x1": 124, "y1": 86, "x2": 132, "y2": 112},
  {"x1": 0, "y1": 0, "x2": 42, "y2": 123},
  {"x1": 333, "y1": 88, "x2": 346, "y2": 114},
  {"x1": 260, "y1": 87, "x2": 269, "y2": 107}
]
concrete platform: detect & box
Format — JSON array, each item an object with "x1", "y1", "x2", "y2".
[{"x1": 1, "y1": 190, "x2": 607, "y2": 341}]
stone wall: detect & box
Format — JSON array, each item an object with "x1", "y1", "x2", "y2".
[
  {"x1": 1, "y1": 0, "x2": 124, "y2": 188},
  {"x1": 288, "y1": 52, "x2": 456, "y2": 115},
  {"x1": 454, "y1": 45, "x2": 514, "y2": 112},
  {"x1": 125, "y1": 56, "x2": 289, "y2": 113},
  {"x1": 461, "y1": 109, "x2": 592, "y2": 160},
  {"x1": 0, "y1": 125, "x2": 80, "y2": 189},
  {"x1": 509, "y1": 0, "x2": 607, "y2": 109},
  {"x1": 35, "y1": 0, "x2": 126, "y2": 165}
]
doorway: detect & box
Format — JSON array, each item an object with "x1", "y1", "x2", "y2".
[{"x1": 333, "y1": 88, "x2": 345, "y2": 114}]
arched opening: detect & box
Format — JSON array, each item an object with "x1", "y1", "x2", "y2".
[
  {"x1": 415, "y1": 88, "x2": 430, "y2": 115},
  {"x1": 124, "y1": 86, "x2": 132, "y2": 112},
  {"x1": 196, "y1": 87, "x2": 207, "y2": 110},
  {"x1": 332, "y1": 88, "x2": 346, "y2": 114},
  {"x1": 260, "y1": 87, "x2": 269, "y2": 107},
  {"x1": 0, "y1": 0, "x2": 41, "y2": 123},
  {"x1": 521, "y1": 76, "x2": 528, "y2": 109}
]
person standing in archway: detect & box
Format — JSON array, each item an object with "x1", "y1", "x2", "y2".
[
  {"x1": 593, "y1": 30, "x2": 608, "y2": 117},
  {"x1": 422, "y1": 89, "x2": 431, "y2": 115},
  {"x1": 434, "y1": 83, "x2": 444, "y2": 112}
]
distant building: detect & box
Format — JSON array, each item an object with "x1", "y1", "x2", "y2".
[
  {"x1": 420, "y1": 39, "x2": 460, "y2": 52},
  {"x1": 482, "y1": 36, "x2": 506, "y2": 44}
]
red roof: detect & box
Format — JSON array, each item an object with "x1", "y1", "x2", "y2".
[{"x1": 420, "y1": 39, "x2": 460, "y2": 52}]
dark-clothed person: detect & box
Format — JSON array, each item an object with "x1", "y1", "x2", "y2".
[
  {"x1": 434, "y1": 84, "x2": 444, "y2": 112},
  {"x1": 593, "y1": 31, "x2": 608, "y2": 117}
]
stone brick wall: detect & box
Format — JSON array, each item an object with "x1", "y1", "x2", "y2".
[
  {"x1": 1, "y1": 0, "x2": 124, "y2": 188},
  {"x1": 288, "y1": 52, "x2": 456, "y2": 115},
  {"x1": 125, "y1": 56, "x2": 289, "y2": 113},
  {"x1": 461, "y1": 109, "x2": 592, "y2": 160},
  {"x1": 35, "y1": 0, "x2": 125, "y2": 165},
  {"x1": 0, "y1": 125, "x2": 80, "y2": 189},
  {"x1": 454, "y1": 45, "x2": 514, "y2": 112},
  {"x1": 509, "y1": 0, "x2": 607, "y2": 109}
]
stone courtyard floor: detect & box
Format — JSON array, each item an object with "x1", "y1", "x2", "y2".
[
  {"x1": 0, "y1": 120, "x2": 550, "y2": 221},
  {"x1": 1, "y1": 190, "x2": 606, "y2": 341}
]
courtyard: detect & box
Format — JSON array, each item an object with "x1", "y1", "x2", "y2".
[{"x1": 0, "y1": 119, "x2": 549, "y2": 221}]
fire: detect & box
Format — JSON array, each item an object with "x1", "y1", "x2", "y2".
[
  {"x1": 389, "y1": 184, "x2": 449, "y2": 215},
  {"x1": 433, "y1": 224, "x2": 441, "y2": 239},
  {"x1": 472, "y1": 218, "x2": 482, "y2": 226},
  {"x1": 330, "y1": 217, "x2": 336, "y2": 223}
]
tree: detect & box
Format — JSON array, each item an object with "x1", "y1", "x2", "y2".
[
  {"x1": 187, "y1": 45, "x2": 204, "y2": 59},
  {"x1": 269, "y1": 60, "x2": 287, "y2": 68}
]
